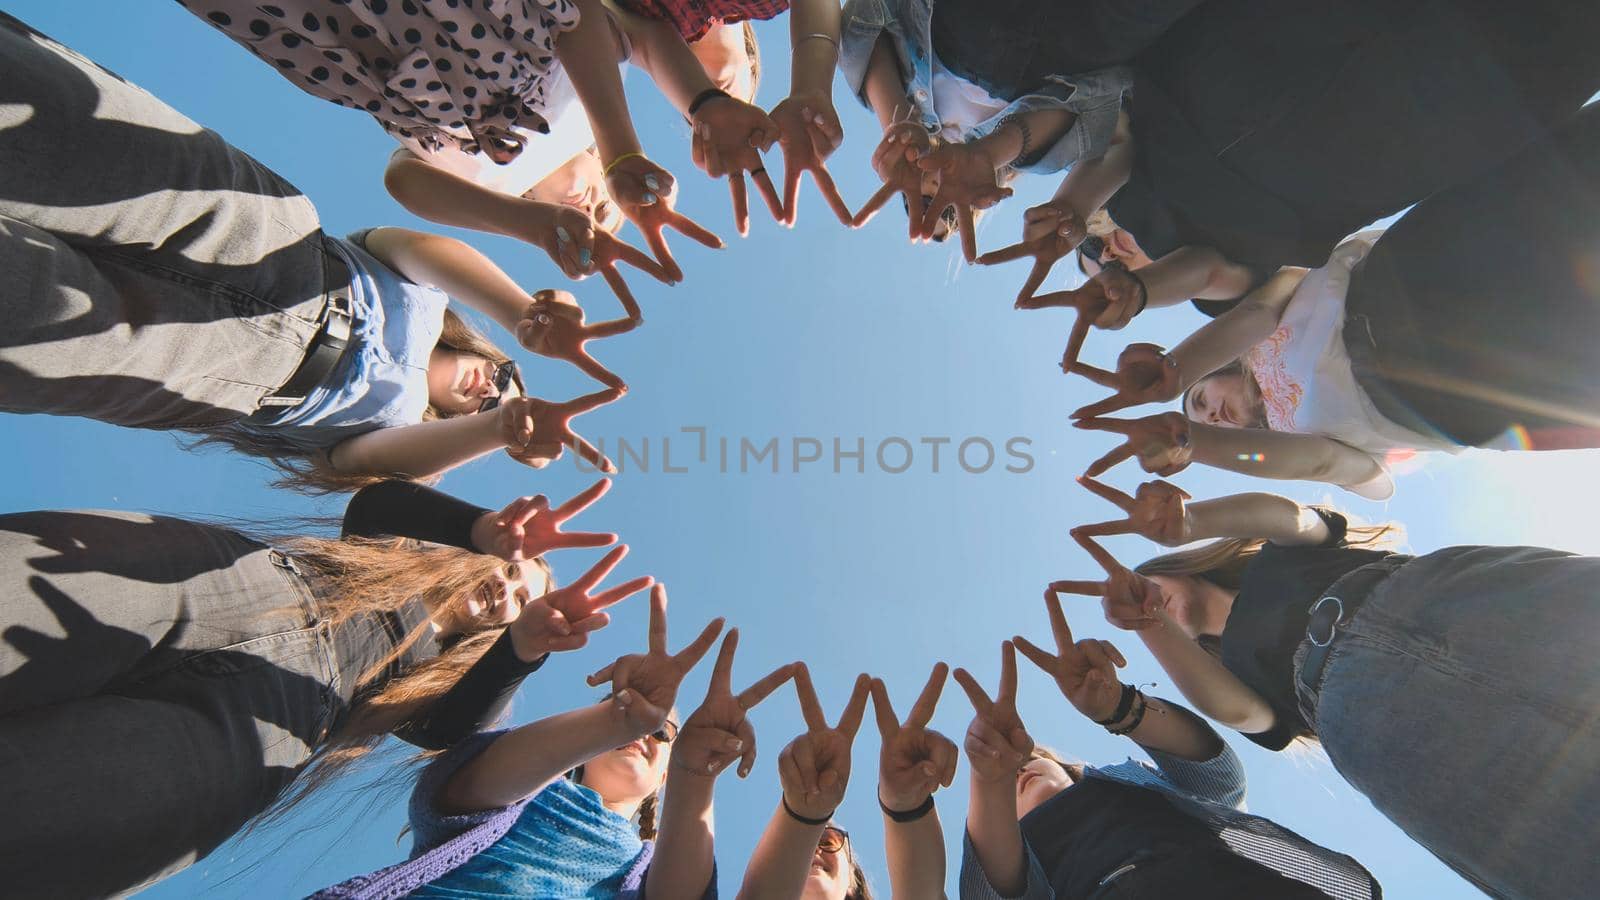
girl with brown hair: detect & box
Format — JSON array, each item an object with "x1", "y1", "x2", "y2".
[
  {"x1": 0, "y1": 476, "x2": 650, "y2": 898},
  {"x1": 1058, "y1": 476, "x2": 1600, "y2": 899}
]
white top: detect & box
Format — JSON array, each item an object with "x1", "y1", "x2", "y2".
[
  {"x1": 1243, "y1": 232, "x2": 1461, "y2": 500},
  {"x1": 929, "y1": 53, "x2": 1008, "y2": 144}
]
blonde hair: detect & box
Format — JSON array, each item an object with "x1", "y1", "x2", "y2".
[
  {"x1": 192, "y1": 308, "x2": 521, "y2": 494},
  {"x1": 742, "y1": 22, "x2": 761, "y2": 100},
  {"x1": 259, "y1": 536, "x2": 551, "y2": 820},
  {"x1": 1182, "y1": 360, "x2": 1269, "y2": 429}
]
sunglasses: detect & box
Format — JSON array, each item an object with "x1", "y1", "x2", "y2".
[
  {"x1": 477, "y1": 361, "x2": 521, "y2": 413},
  {"x1": 1077, "y1": 234, "x2": 1106, "y2": 264},
  {"x1": 818, "y1": 825, "x2": 850, "y2": 855},
  {"x1": 649, "y1": 720, "x2": 679, "y2": 745}
]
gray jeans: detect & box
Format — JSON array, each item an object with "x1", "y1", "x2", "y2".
[
  {"x1": 1306, "y1": 545, "x2": 1600, "y2": 900},
  {"x1": 0, "y1": 12, "x2": 331, "y2": 430},
  {"x1": 0, "y1": 510, "x2": 339, "y2": 899}
]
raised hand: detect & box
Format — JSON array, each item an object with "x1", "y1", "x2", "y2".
[
  {"x1": 587, "y1": 228, "x2": 675, "y2": 305},
  {"x1": 853, "y1": 120, "x2": 935, "y2": 236},
  {"x1": 778, "y1": 665, "x2": 871, "y2": 821},
  {"x1": 976, "y1": 202, "x2": 1086, "y2": 303},
  {"x1": 673, "y1": 629, "x2": 796, "y2": 778},
  {"x1": 871, "y1": 663, "x2": 959, "y2": 812},
  {"x1": 1014, "y1": 284, "x2": 1109, "y2": 375},
  {"x1": 1068, "y1": 343, "x2": 1181, "y2": 419},
  {"x1": 1013, "y1": 589, "x2": 1129, "y2": 722},
  {"x1": 1050, "y1": 532, "x2": 1168, "y2": 631},
  {"x1": 587, "y1": 584, "x2": 724, "y2": 735},
  {"x1": 515, "y1": 289, "x2": 640, "y2": 390},
  {"x1": 1074, "y1": 411, "x2": 1193, "y2": 478},
  {"x1": 1074, "y1": 475, "x2": 1192, "y2": 547},
  {"x1": 605, "y1": 154, "x2": 724, "y2": 283},
  {"x1": 691, "y1": 96, "x2": 783, "y2": 236},
  {"x1": 913, "y1": 139, "x2": 1014, "y2": 261},
  {"x1": 953, "y1": 641, "x2": 1034, "y2": 784},
  {"x1": 510, "y1": 543, "x2": 653, "y2": 657},
  {"x1": 768, "y1": 94, "x2": 851, "y2": 228},
  {"x1": 498, "y1": 387, "x2": 624, "y2": 473},
  {"x1": 471, "y1": 477, "x2": 620, "y2": 561}
]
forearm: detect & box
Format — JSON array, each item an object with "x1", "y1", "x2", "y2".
[
  {"x1": 964, "y1": 779, "x2": 1027, "y2": 897},
  {"x1": 328, "y1": 413, "x2": 502, "y2": 480},
  {"x1": 862, "y1": 34, "x2": 913, "y2": 129},
  {"x1": 622, "y1": 6, "x2": 715, "y2": 115},
  {"x1": 1185, "y1": 493, "x2": 1331, "y2": 546},
  {"x1": 647, "y1": 767, "x2": 718, "y2": 900},
  {"x1": 1047, "y1": 109, "x2": 1131, "y2": 215},
  {"x1": 1138, "y1": 246, "x2": 1260, "y2": 310},
  {"x1": 396, "y1": 634, "x2": 548, "y2": 749},
  {"x1": 561, "y1": 0, "x2": 642, "y2": 160},
  {"x1": 341, "y1": 479, "x2": 488, "y2": 547},
  {"x1": 438, "y1": 701, "x2": 638, "y2": 814},
  {"x1": 883, "y1": 805, "x2": 948, "y2": 899},
  {"x1": 974, "y1": 108, "x2": 1075, "y2": 169},
  {"x1": 360, "y1": 227, "x2": 531, "y2": 332},
  {"x1": 384, "y1": 153, "x2": 555, "y2": 244},
  {"x1": 1190, "y1": 423, "x2": 1385, "y2": 490},
  {"x1": 789, "y1": 0, "x2": 841, "y2": 95},
  {"x1": 737, "y1": 805, "x2": 826, "y2": 900},
  {"x1": 1169, "y1": 265, "x2": 1308, "y2": 382},
  {"x1": 1136, "y1": 616, "x2": 1275, "y2": 733},
  {"x1": 1120, "y1": 694, "x2": 1225, "y2": 762}
]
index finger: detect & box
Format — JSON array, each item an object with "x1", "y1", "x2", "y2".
[
  {"x1": 666, "y1": 208, "x2": 725, "y2": 250},
  {"x1": 851, "y1": 181, "x2": 897, "y2": 228},
  {"x1": 1084, "y1": 442, "x2": 1135, "y2": 478},
  {"x1": 737, "y1": 662, "x2": 795, "y2": 710},
  {"x1": 1072, "y1": 392, "x2": 1142, "y2": 421},
  {"x1": 553, "y1": 476, "x2": 613, "y2": 520},
  {"x1": 999, "y1": 640, "x2": 1018, "y2": 705},
  {"x1": 868, "y1": 677, "x2": 899, "y2": 738},
  {"x1": 957, "y1": 205, "x2": 977, "y2": 263},
  {"x1": 1074, "y1": 416, "x2": 1136, "y2": 436},
  {"x1": 1078, "y1": 474, "x2": 1135, "y2": 512},
  {"x1": 809, "y1": 163, "x2": 854, "y2": 226},
  {"x1": 751, "y1": 167, "x2": 784, "y2": 223},
  {"x1": 561, "y1": 386, "x2": 624, "y2": 416},
  {"x1": 674, "y1": 616, "x2": 725, "y2": 672},
  {"x1": 792, "y1": 663, "x2": 828, "y2": 731},
  {"x1": 906, "y1": 661, "x2": 948, "y2": 728},
  {"x1": 1044, "y1": 588, "x2": 1074, "y2": 652},
  {"x1": 566, "y1": 429, "x2": 616, "y2": 476},
  {"x1": 952, "y1": 667, "x2": 993, "y2": 716},
  {"x1": 835, "y1": 673, "x2": 871, "y2": 738},
  {"x1": 1073, "y1": 531, "x2": 1126, "y2": 577},
  {"x1": 709, "y1": 628, "x2": 738, "y2": 696},
  {"x1": 606, "y1": 237, "x2": 673, "y2": 285},
  {"x1": 1047, "y1": 579, "x2": 1106, "y2": 597},
  {"x1": 643, "y1": 226, "x2": 684, "y2": 284},
  {"x1": 781, "y1": 154, "x2": 802, "y2": 226},
  {"x1": 573, "y1": 544, "x2": 629, "y2": 592},
  {"x1": 1059, "y1": 310, "x2": 1092, "y2": 374},
  {"x1": 1070, "y1": 362, "x2": 1120, "y2": 389},
  {"x1": 1016, "y1": 257, "x2": 1053, "y2": 306},
  {"x1": 974, "y1": 239, "x2": 1033, "y2": 266},
  {"x1": 729, "y1": 173, "x2": 750, "y2": 238},
  {"x1": 646, "y1": 583, "x2": 668, "y2": 653}
]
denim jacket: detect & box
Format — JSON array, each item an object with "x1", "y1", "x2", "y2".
[{"x1": 838, "y1": 0, "x2": 1130, "y2": 174}]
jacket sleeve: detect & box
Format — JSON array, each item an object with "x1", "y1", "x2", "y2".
[
  {"x1": 958, "y1": 829, "x2": 1054, "y2": 900},
  {"x1": 341, "y1": 479, "x2": 488, "y2": 548},
  {"x1": 968, "y1": 67, "x2": 1132, "y2": 174},
  {"x1": 393, "y1": 632, "x2": 549, "y2": 750},
  {"x1": 1140, "y1": 740, "x2": 1249, "y2": 810}
]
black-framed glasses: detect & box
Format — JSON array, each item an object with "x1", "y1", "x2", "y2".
[
  {"x1": 477, "y1": 361, "x2": 521, "y2": 413},
  {"x1": 818, "y1": 825, "x2": 850, "y2": 855},
  {"x1": 649, "y1": 720, "x2": 679, "y2": 745}
]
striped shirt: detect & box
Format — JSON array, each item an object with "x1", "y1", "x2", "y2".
[{"x1": 959, "y1": 739, "x2": 1380, "y2": 900}]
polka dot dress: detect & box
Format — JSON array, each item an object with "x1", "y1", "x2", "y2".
[{"x1": 179, "y1": 0, "x2": 581, "y2": 157}]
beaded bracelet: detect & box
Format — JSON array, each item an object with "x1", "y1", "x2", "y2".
[{"x1": 602, "y1": 151, "x2": 647, "y2": 178}]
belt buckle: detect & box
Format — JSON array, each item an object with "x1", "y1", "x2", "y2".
[{"x1": 1307, "y1": 595, "x2": 1343, "y2": 647}]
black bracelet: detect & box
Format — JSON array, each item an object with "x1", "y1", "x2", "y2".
[
  {"x1": 1129, "y1": 270, "x2": 1150, "y2": 315},
  {"x1": 1095, "y1": 682, "x2": 1137, "y2": 725},
  {"x1": 688, "y1": 87, "x2": 731, "y2": 118},
  {"x1": 879, "y1": 792, "x2": 935, "y2": 824},
  {"x1": 782, "y1": 794, "x2": 833, "y2": 827},
  {"x1": 1107, "y1": 691, "x2": 1148, "y2": 735}
]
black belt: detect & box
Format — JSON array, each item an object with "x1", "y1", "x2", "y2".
[
  {"x1": 257, "y1": 247, "x2": 355, "y2": 409},
  {"x1": 1296, "y1": 556, "x2": 1410, "y2": 706}
]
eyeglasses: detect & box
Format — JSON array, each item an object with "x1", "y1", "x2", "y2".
[
  {"x1": 818, "y1": 825, "x2": 850, "y2": 855},
  {"x1": 477, "y1": 361, "x2": 520, "y2": 413},
  {"x1": 1077, "y1": 234, "x2": 1106, "y2": 265},
  {"x1": 649, "y1": 720, "x2": 679, "y2": 745}
]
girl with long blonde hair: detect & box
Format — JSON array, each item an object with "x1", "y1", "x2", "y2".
[
  {"x1": 0, "y1": 476, "x2": 648, "y2": 898},
  {"x1": 1057, "y1": 476, "x2": 1600, "y2": 899}
]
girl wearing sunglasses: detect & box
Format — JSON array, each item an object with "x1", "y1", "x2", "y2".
[{"x1": 313, "y1": 590, "x2": 793, "y2": 899}]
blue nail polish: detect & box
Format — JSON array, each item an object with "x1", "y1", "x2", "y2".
[
  {"x1": 555, "y1": 226, "x2": 571, "y2": 243},
  {"x1": 643, "y1": 192, "x2": 657, "y2": 204},
  {"x1": 644, "y1": 175, "x2": 661, "y2": 191},
  {"x1": 579, "y1": 248, "x2": 592, "y2": 268}
]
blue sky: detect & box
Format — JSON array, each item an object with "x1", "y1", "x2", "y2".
[{"x1": 7, "y1": 4, "x2": 1594, "y2": 896}]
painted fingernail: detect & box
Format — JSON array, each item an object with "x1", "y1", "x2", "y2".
[
  {"x1": 556, "y1": 226, "x2": 571, "y2": 244},
  {"x1": 644, "y1": 175, "x2": 661, "y2": 191},
  {"x1": 536, "y1": 313, "x2": 553, "y2": 326},
  {"x1": 642, "y1": 192, "x2": 657, "y2": 204},
  {"x1": 578, "y1": 248, "x2": 592, "y2": 268}
]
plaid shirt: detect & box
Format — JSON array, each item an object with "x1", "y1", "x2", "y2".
[
  {"x1": 959, "y1": 739, "x2": 1381, "y2": 900},
  {"x1": 615, "y1": 0, "x2": 788, "y2": 42}
]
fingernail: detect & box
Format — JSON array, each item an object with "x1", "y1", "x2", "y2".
[
  {"x1": 615, "y1": 690, "x2": 632, "y2": 705},
  {"x1": 578, "y1": 248, "x2": 592, "y2": 268},
  {"x1": 556, "y1": 226, "x2": 571, "y2": 243},
  {"x1": 536, "y1": 313, "x2": 552, "y2": 325},
  {"x1": 642, "y1": 192, "x2": 657, "y2": 204},
  {"x1": 644, "y1": 175, "x2": 660, "y2": 191}
]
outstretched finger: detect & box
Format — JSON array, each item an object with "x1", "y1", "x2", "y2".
[
  {"x1": 566, "y1": 430, "x2": 616, "y2": 475},
  {"x1": 975, "y1": 239, "x2": 1033, "y2": 266},
  {"x1": 607, "y1": 237, "x2": 673, "y2": 285},
  {"x1": 1078, "y1": 474, "x2": 1134, "y2": 511},
  {"x1": 667, "y1": 208, "x2": 725, "y2": 250},
  {"x1": 957, "y1": 204, "x2": 977, "y2": 264},
  {"x1": 573, "y1": 544, "x2": 628, "y2": 592},
  {"x1": 851, "y1": 181, "x2": 898, "y2": 227},
  {"x1": 907, "y1": 661, "x2": 948, "y2": 728},
  {"x1": 729, "y1": 172, "x2": 750, "y2": 237},
  {"x1": 709, "y1": 628, "x2": 738, "y2": 696},
  {"x1": 1070, "y1": 362, "x2": 1120, "y2": 389},
  {"x1": 1084, "y1": 442, "x2": 1135, "y2": 478},
  {"x1": 781, "y1": 155, "x2": 803, "y2": 226},
  {"x1": 567, "y1": 348, "x2": 626, "y2": 391},
  {"x1": 642, "y1": 226, "x2": 685, "y2": 284},
  {"x1": 553, "y1": 477, "x2": 613, "y2": 520},
  {"x1": 1044, "y1": 588, "x2": 1074, "y2": 651},
  {"x1": 675, "y1": 617, "x2": 725, "y2": 672},
  {"x1": 1074, "y1": 416, "x2": 1137, "y2": 436},
  {"x1": 1072, "y1": 392, "x2": 1142, "y2": 420},
  {"x1": 646, "y1": 583, "x2": 669, "y2": 653},
  {"x1": 836, "y1": 673, "x2": 871, "y2": 738},
  {"x1": 952, "y1": 667, "x2": 993, "y2": 716},
  {"x1": 736, "y1": 717, "x2": 759, "y2": 777},
  {"x1": 562, "y1": 386, "x2": 625, "y2": 416},
  {"x1": 810, "y1": 163, "x2": 854, "y2": 226},
  {"x1": 1015, "y1": 289, "x2": 1076, "y2": 310},
  {"x1": 1047, "y1": 579, "x2": 1106, "y2": 597},
  {"x1": 1073, "y1": 532, "x2": 1125, "y2": 577},
  {"x1": 1015, "y1": 257, "x2": 1053, "y2": 306},
  {"x1": 588, "y1": 575, "x2": 654, "y2": 611},
  {"x1": 751, "y1": 167, "x2": 784, "y2": 223},
  {"x1": 584, "y1": 311, "x2": 642, "y2": 340},
  {"x1": 793, "y1": 663, "x2": 828, "y2": 731},
  {"x1": 587, "y1": 660, "x2": 617, "y2": 686},
  {"x1": 1073, "y1": 519, "x2": 1137, "y2": 538},
  {"x1": 1012, "y1": 635, "x2": 1058, "y2": 674},
  {"x1": 998, "y1": 641, "x2": 1018, "y2": 705},
  {"x1": 738, "y1": 662, "x2": 795, "y2": 710},
  {"x1": 869, "y1": 677, "x2": 899, "y2": 737},
  {"x1": 1079, "y1": 639, "x2": 1122, "y2": 676},
  {"x1": 1059, "y1": 310, "x2": 1093, "y2": 374}
]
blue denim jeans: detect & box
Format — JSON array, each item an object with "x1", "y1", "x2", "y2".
[{"x1": 1305, "y1": 545, "x2": 1600, "y2": 900}]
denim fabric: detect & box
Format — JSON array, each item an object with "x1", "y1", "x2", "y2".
[
  {"x1": 0, "y1": 12, "x2": 332, "y2": 430},
  {"x1": 1307, "y1": 545, "x2": 1600, "y2": 900},
  {"x1": 0, "y1": 510, "x2": 340, "y2": 898},
  {"x1": 838, "y1": 0, "x2": 1130, "y2": 173}
]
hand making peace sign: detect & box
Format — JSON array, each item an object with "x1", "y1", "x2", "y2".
[
  {"x1": 913, "y1": 139, "x2": 1014, "y2": 261},
  {"x1": 1050, "y1": 532, "x2": 1168, "y2": 632},
  {"x1": 779, "y1": 666, "x2": 872, "y2": 821},
  {"x1": 515, "y1": 289, "x2": 640, "y2": 390},
  {"x1": 508, "y1": 543, "x2": 653, "y2": 658},
  {"x1": 870, "y1": 663, "x2": 959, "y2": 813},
  {"x1": 605, "y1": 154, "x2": 724, "y2": 283},
  {"x1": 1074, "y1": 475, "x2": 1193, "y2": 547},
  {"x1": 498, "y1": 387, "x2": 623, "y2": 473},
  {"x1": 1013, "y1": 588, "x2": 1129, "y2": 724},
  {"x1": 768, "y1": 94, "x2": 852, "y2": 229},
  {"x1": 470, "y1": 477, "x2": 620, "y2": 562},
  {"x1": 691, "y1": 95, "x2": 784, "y2": 236},
  {"x1": 976, "y1": 202, "x2": 1087, "y2": 304},
  {"x1": 852, "y1": 120, "x2": 936, "y2": 239},
  {"x1": 1073, "y1": 411, "x2": 1194, "y2": 479},
  {"x1": 953, "y1": 641, "x2": 1034, "y2": 785},
  {"x1": 587, "y1": 584, "x2": 725, "y2": 735},
  {"x1": 673, "y1": 628, "x2": 796, "y2": 779},
  {"x1": 1067, "y1": 343, "x2": 1182, "y2": 420}
]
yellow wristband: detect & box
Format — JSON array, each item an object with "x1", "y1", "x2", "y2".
[{"x1": 603, "y1": 151, "x2": 647, "y2": 178}]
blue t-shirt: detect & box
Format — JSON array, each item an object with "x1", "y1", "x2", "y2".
[
  {"x1": 410, "y1": 777, "x2": 649, "y2": 899},
  {"x1": 242, "y1": 234, "x2": 448, "y2": 451}
]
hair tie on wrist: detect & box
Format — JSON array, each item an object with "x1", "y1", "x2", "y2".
[
  {"x1": 879, "y1": 793, "x2": 935, "y2": 823},
  {"x1": 602, "y1": 151, "x2": 647, "y2": 178},
  {"x1": 1095, "y1": 683, "x2": 1137, "y2": 726},
  {"x1": 688, "y1": 87, "x2": 731, "y2": 119},
  {"x1": 1107, "y1": 690, "x2": 1149, "y2": 736},
  {"x1": 782, "y1": 795, "x2": 833, "y2": 827}
]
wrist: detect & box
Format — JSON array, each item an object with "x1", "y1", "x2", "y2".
[
  {"x1": 506, "y1": 625, "x2": 552, "y2": 664},
  {"x1": 782, "y1": 793, "x2": 834, "y2": 826},
  {"x1": 878, "y1": 789, "x2": 935, "y2": 822},
  {"x1": 469, "y1": 511, "x2": 498, "y2": 555}
]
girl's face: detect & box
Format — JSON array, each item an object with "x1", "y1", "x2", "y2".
[
  {"x1": 434, "y1": 561, "x2": 549, "y2": 636},
  {"x1": 583, "y1": 728, "x2": 673, "y2": 807},
  {"x1": 799, "y1": 826, "x2": 853, "y2": 900},
  {"x1": 1184, "y1": 372, "x2": 1263, "y2": 429},
  {"x1": 1015, "y1": 757, "x2": 1075, "y2": 818},
  {"x1": 525, "y1": 148, "x2": 622, "y2": 234},
  {"x1": 1147, "y1": 574, "x2": 1233, "y2": 639},
  {"x1": 427, "y1": 350, "x2": 519, "y2": 417},
  {"x1": 1080, "y1": 226, "x2": 1155, "y2": 274},
  {"x1": 689, "y1": 23, "x2": 755, "y2": 102}
]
